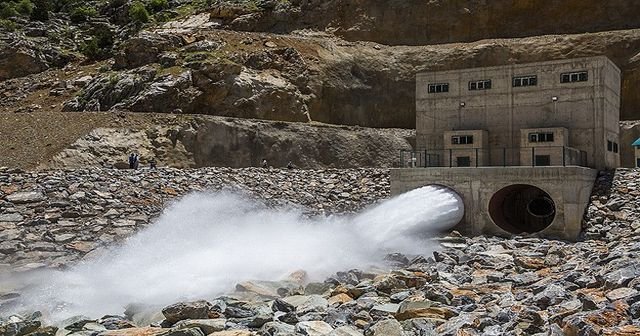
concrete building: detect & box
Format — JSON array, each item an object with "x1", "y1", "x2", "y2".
[
  {"x1": 392, "y1": 57, "x2": 623, "y2": 241},
  {"x1": 415, "y1": 56, "x2": 621, "y2": 170}
]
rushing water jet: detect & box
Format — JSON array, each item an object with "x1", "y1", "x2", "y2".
[{"x1": 3, "y1": 185, "x2": 463, "y2": 322}]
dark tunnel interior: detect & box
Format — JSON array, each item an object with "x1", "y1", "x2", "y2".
[{"x1": 489, "y1": 184, "x2": 556, "y2": 234}]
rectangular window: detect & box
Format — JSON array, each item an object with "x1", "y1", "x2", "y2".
[
  {"x1": 528, "y1": 132, "x2": 554, "y2": 143},
  {"x1": 428, "y1": 83, "x2": 449, "y2": 93},
  {"x1": 513, "y1": 75, "x2": 537, "y2": 87},
  {"x1": 456, "y1": 156, "x2": 471, "y2": 167},
  {"x1": 613, "y1": 142, "x2": 619, "y2": 153},
  {"x1": 561, "y1": 71, "x2": 588, "y2": 83},
  {"x1": 607, "y1": 140, "x2": 613, "y2": 152},
  {"x1": 451, "y1": 135, "x2": 474, "y2": 145},
  {"x1": 469, "y1": 79, "x2": 492, "y2": 91},
  {"x1": 535, "y1": 155, "x2": 551, "y2": 167}
]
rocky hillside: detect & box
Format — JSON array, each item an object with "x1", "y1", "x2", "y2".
[
  {"x1": 209, "y1": 0, "x2": 640, "y2": 46},
  {"x1": 3, "y1": 1, "x2": 640, "y2": 132},
  {"x1": 1, "y1": 167, "x2": 639, "y2": 335}
]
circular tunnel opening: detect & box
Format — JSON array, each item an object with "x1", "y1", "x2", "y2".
[{"x1": 488, "y1": 184, "x2": 556, "y2": 234}]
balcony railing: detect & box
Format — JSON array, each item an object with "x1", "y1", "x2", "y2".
[{"x1": 400, "y1": 146, "x2": 588, "y2": 168}]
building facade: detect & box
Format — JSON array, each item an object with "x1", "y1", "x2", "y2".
[{"x1": 415, "y1": 56, "x2": 621, "y2": 170}]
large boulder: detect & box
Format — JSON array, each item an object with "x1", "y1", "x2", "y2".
[
  {"x1": 162, "y1": 300, "x2": 214, "y2": 324},
  {"x1": 0, "y1": 34, "x2": 72, "y2": 81},
  {"x1": 367, "y1": 319, "x2": 403, "y2": 336},
  {"x1": 6, "y1": 191, "x2": 45, "y2": 204},
  {"x1": 294, "y1": 321, "x2": 334, "y2": 336},
  {"x1": 113, "y1": 32, "x2": 184, "y2": 69}
]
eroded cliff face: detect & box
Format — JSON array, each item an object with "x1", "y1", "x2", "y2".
[
  {"x1": 60, "y1": 26, "x2": 640, "y2": 128},
  {"x1": 217, "y1": 0, "x2": 640, "y2": 46},
  {"x1": 44, "y1": 116, "x2": 414, "y2": 169},
  {"x1": 2, "y1": 0, "x2": 640, "y2": 147}
]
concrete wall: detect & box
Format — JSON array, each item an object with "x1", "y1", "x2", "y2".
[
  {"x1": 443, "y1": 130, "x2": 489, "y2": 166},
  {"x1": 416, "y1": 56, "x2": 621, "y2": 170},
  {"x1": 391, "y1": 167, "x2": 597, "y2": 241}
]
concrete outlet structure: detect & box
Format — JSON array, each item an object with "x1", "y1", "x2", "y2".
[
  {"x1": 392, "y1": 56, "x2": 622, "y2": 240},
  {"x1": 392, "y1": 167, "x2": 597, "y2": 240}
]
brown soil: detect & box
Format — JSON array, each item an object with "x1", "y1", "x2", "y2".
[
  {"x1": 1, "y1": 111, "x2": 152, "y2": 169},
  {"x1": 0, "y1": 60, "x2": 201, "y2": 169}
]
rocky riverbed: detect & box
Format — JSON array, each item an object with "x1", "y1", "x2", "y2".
[
  {"x1": 0, "y1": 167, "x2": 390, "y2": 269},
  {"x1": 1, "y1": 168, "x2": 640, "y2": 336}
]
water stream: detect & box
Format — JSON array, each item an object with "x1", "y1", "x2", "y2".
[{"x1": 3, "y1": 185, "x2": 463, "y2": 321}]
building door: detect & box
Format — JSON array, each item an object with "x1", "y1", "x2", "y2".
[
  {"x1": 534, "y1": 155, "x2": 551, "y2": 166},
  {"x1": 636, "y1": 158, "x2": 640, "y2": 167},
  {"x1": 456, "y1": 156, "x2": 471, "y2": 167}
]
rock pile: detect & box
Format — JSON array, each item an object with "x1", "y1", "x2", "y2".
[
  {"x1": 0, "y1": 167, "x2": 389, "y2": 268},
  {"x1": 2, "y1": 168, "x2": 640, "y2": 335}
]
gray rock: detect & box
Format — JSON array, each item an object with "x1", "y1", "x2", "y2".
[
  {"x1": 606, "y1": 287, "x2": 639, "y2": 301},
  {"x1": 162, "y1": 300, "x2": 213, "y2": 324},
  {"x1": 532, "y1": 284, "x2": 568, "y2": 309},
  {"x1": 260, "y1": 321, "x2": 296, "y2": 336},
  {"x1": 161, "y1": 327, "x2": 205, "y2": 336},
  {"x1": 173, "y1": 319, "x2": 226, "y2": 334},
  {"x1": 604, "y1": 262, "x2": 640, "y2": 288},
  {"x1": 6, "y1": 191, "x2": 45, "y2": 204},
  {"x1": 0, "y1": 213, "x2": 24, "y2": 222},
  {"x1": 367, "y1": 319, "x2": 403, "y2": 336},
  {"x1": 272, "y1": 299, "x2": 295, "y2": 313},
  {"x1": 630, "y1": 301, "x2": 640, "y2": 319},
  {"x1": 0, "y1": 320, "x2": 41, "y2": 336},
  {"x1": 295, "y1": 321, "x2": 333, "y2": 335},
  {"x1": 329, "y1": 326, "x2": 363, "y2": 336},
  {"x1": 283, "y1": 295, "x2": 329, "y2": 315}
]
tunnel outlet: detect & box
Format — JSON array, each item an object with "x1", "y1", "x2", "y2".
[
  {"x1": 527, "y1": 197, "x2": 555, "y2": 218},
  {"x1": 489, "y1": 184, "x2": 556, "y2": 234}
]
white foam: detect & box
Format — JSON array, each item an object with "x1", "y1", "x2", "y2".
[{"x1": 7, "y1": 185, "x2": 463, "y2": 321}]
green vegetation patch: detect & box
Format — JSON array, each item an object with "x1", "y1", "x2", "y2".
[
  {"x1": 0, "y1": 0, "x2": 33, "y2": 19},
  {"x1": 69, "y1": 5, "x2": 96, "y2": 22},
  {"x1": 129, "y1": 0, "x2": 150, "y2": 23}
]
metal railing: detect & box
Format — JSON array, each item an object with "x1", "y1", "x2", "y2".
[{"x1": 400, "y1": 146, "x2": 588, "y2": 168}]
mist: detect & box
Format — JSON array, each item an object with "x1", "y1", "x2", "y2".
[{"x1": 4, "y1": 185, "x2": 463, "y2": 322}]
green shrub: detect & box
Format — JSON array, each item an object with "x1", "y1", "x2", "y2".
[
  {"x1": 80, "y1": 38, "x2": 100, "y2": 60},
  {"x1": 108, "y1": 73, "x2": 120, "y2": 86},
  {"x1": 69, "y1": 5, "x2": 96, "y2": 22},
  {"x1": 0, "y1": 18, "x2": 16, "y2": 30},
  {"x1": 0, "y1": 2, "x2": 19, "y2": 18},
  {"x1": 15, "y1": 0, "x2": 33, "y2": 15},
  {"x1": 80, "y1": 27, "x2": 114, "y2": 61},
  {"x1": 30, "y1": 0, "x2": 50, "y2": 20},
  {"x1": 128, "y1": 1, "x2": 149, "y2": 23},
  {"x1": 154, "y1": 10, "x2": 170, "y2": 21},
  {"x1": 0, "y1": 0, "x2": 34, "y2": 18},
  {"x1": 146, "y1": 0, "x2": 167, "y2": 12},
  {"x1": 50, "y1": 0, "x2": 72, "y2": 12},
  {"x1": 93, "y1": 26, "x2": 114, "y2": 48}
]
